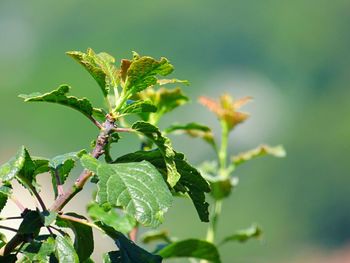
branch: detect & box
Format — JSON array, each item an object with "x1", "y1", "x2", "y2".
[
  {"x1": 0, "y1": 225, "x2": 18, "y2": 233},
  {"x1": 58, "y1": 214, "x2": 101, "y2": 231},
  {"x1": 50, "y1": 115, "x2": 116, "y2": 212}
]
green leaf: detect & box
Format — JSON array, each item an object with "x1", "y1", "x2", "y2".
[
  {"x1": 219, "y1": 224, "x2": 262, "y2": 245},
  {"x1": 87, "y1": 202, "x2": 136, "y2": 235},
  {"x1": 55, "y1": 235, "x2": 79, "y2": 263},
  {"x1": 0, "y1": 254, "x2": 17, "y2": 263},
  {"x1": 157, "y1": 79, "x2": 189, "y2": 86},
  {"x1": 136, "y1": 88, "x2": 189, "y2": 123},
  {"x1": 207, "y1": 176, "x2": 238, "y2": 200},
  {"x1": 120, "y1": 100, "x2": 157, "y2": 115},
  {"x1": 0, "y1": 146, "x2": 48, "y2": 192},
  {"x1": 115, "y1": 150, "x2": 210, "y2": 222},
  {"x1": 0, "y1": 184, "x2": 12, "y2": 213},
  {"x1": 19, "y1": 85, "x2": 97, "y2": 123},
  {"x1": 80, "y1": 155, "x2": 173, "y2": 227},
  {"x1": 67, "y1": 48, "x2": 119, "y2": 96},
  {"x1": 132, "y1": 121, "x2": 180, "y2": 187},
  {"x1": 124, "y1": 55, "x2": 174, "y2": 96},
  {"x1": 56, "y1": 213, "x2": 94, "y2": 262},
  {"x1": 0, "y1": 146, "x2": 27, "y2": 182},
  {"x1": 20, "y1": 236, "x2": 56, "y2": 262},
  {"x1": 158, "y1": 239, "x2": 221, "y2": 263},
  {"x1": 41, "y1": 211, "x2": 58, "y2": 227},
  {"x1": 141, "y1": 230, "x2": 172, "y2": 244},
  {"x1": 165, "y1": 122, "x2": 216, "y2": 148},
  {"x1": 232, "y1": 144, "x2": 286, "y2": 167},
  {"x1": 49, "y1": 150, "x2": 86, "y2": 197},
  {"x1": 97, "y1": 222, "x2": 162, "y2": 263}
]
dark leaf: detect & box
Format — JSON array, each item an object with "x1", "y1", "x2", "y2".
[
  {"x1": 56, "y1": 213, "x2": 94, "y2": 262},
  {"x1": 97, "y1": 222, "x2": 162, "y2": 263},
  {"x1": 158, "y1": 239, "x2": 221, "y2": 263},
  {"x1": 132, "y1": 121, "x2": 180, "y2": 187}
]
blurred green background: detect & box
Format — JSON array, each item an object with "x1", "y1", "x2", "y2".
[{"x1": 1, "y1": 0, "x2": 350, "y2": 262}]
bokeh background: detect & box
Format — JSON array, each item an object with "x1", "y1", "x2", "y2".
[{"x1": 1, "y1": 1, "x2": 350, "y2": 262}]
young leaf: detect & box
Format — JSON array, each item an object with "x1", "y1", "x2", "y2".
[
  {"x1": 87, "y1": 202, "x2": 136, "y2": 235},
  {"x1": 67, "y1": 48, "x2": 119, "y2": 96},
  {"x1": 120, "y1": 100, "x2": 157, "y2": 115},
  {"x1": 132, "y1": 121, "x2": 180, "y2": 187},
  {"x1": 206, "y1": 176, "x2": 238, "y2": 200},
  {"x1": 97, "y1": 222, "x2": 162, "y2": 263},
  {"x1": 80, "y1": 155, "x2": 173, "y2": 227},
  {"x1": 19, "y1": 85, "x2": 98, "y2": 125},
  {"x1": 55, "y1": 235, "x2": 79, "y2": 263},
  {"x1": 165, "y1": 122, "x2": 216, "y2": 148},
  {"x1": 199, "y1": 94, "x2": 252, "y2": 131},
  {"x1": 157, "y1": 79, "x2": 189, "y2": 86},
  {"x1": 115, "y1": 150, "x2": 210, "y2": 222},
  {"x1": 158, "y1": 239, "x2": 221, "y2": 263},
  {"x1": 56, "y1": 212, "x2": 94, "y2": 262},
  {"x1": 123, "y1": 55, "x2": 174, "y2": 96},
  {"x1": 232, "y1": 144, "x2": 286, "y2": 166},
  {"x1": 219, "y1": 224, "x2": 262, "y2": 245},
  {"x1": 136, "y1": 87, "x2": 189, "y2": 123}
]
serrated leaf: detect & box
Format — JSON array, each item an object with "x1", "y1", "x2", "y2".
[
  {"x1": 87, "y1": 202, "x2": 136, "y2": 235},
  {"x1": 20, "y1": 236, "x2": 56, "y2": 262},
  {"x1": 49, "y1": 150, "x2": 86, "y2": 197},
  {"x1": 81, "y1": 155, "x2": 172, "y2": 227},
  {"x1": 158, "y1": 239, "x2": 221, "y2": 263},
  {"x1": 232, "y1": 144, "x2": 286, "y2": 166},
  {"x1": 120, "y1": 100, "x2": 157, "y2": 115},
  {"x1": 219, "y1": 225, "x2": 262, "y2": 245},
  {"x1": 124, "y1": 55, "x2": 173, "y2": 96},
  {"x1": 97, "y1": 222, "x2": 162, "y2": 263},
  {"x1": 67, "y1": 48, "x2": 119, "y2": 96},
  {"x1": 165, "y1": 122, "x2": 216, "y2": 148},
  {"x1": 55, "y1": 235, "x2": 79, "y2": 263},
  {"x1": 19, "y1": 85, "x2": 97, "y2": 123},
  {"x1": 115, "y1": 150, "x2": 210, "y2": 222},
  {"x1": 56, "y1": 213, "x2": 94, "y2": 262},
  {"x1": 132, "y1": 121, "x2": 180, "y2": 187},
  {"x1": 0, "y1": 184, "x2": 11, "y2": 213},
  {"x1": 0, "y1": 147, "x2": 48, "y2": 193}
]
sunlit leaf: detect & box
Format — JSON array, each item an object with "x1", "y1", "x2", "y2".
[
  {"x1": 116, "y1": 150, "x2": 210, "y2": 222},
  {"x1": 19, "y1": 85, "x2": 97, "y2": 123},
  {"x1": 80, "y1": 155, "x2": 173, "y2": 227},
  {"x1": 55, "y1": 235, "x2": 79, "y2": 263},
  {"x1": 87, "y1": 202, "x2": 136, "y2": 235},
  {"x1": 67, "y1": 48, "x2": 119, "y2": 96},
  {"x1": 56, "y1": 212, "x2": 94, "y2": 262},
  {"x1": 120, "y1": 100, "x2": 157, "y2": 115}
]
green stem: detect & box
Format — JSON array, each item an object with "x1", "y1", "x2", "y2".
[
  {"x1": 205, "y1": 200, "x2": 223, "y2": 243},
  {"x1": 218, "y1": 120, "x2": 229, "y2": 176}
]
